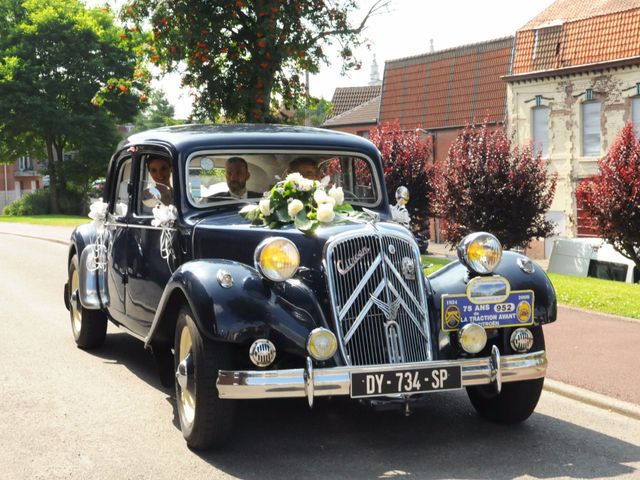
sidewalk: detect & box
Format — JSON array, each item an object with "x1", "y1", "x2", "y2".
[{"x1": 2, "y1": 223, "x2": 639, "y2": 417}]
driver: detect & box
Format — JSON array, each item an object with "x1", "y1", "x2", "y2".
[{"x1": 220, "y1": 156, "x2": 261, "y2": 199}]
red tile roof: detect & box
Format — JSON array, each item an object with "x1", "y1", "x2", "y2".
[
  {"x1": 379, "y1": 37, "x2": 514, "y2": 130},
  {"x1": 327, "y1": 85, "x2": 382, "y2": 119},
  {"x1": 512, "y1": 0, "x2": 640, "y2": 74},
  {"x1": 322, "y1": 95, "x2": 380, "y2": 127}
]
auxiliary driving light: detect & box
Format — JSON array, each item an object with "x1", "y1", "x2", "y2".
[
  {"x1": 249, "y1": 339, "x2": 277, "y2": 367},
  {"x1": 459, "y1": 323, "x2": 487, "y2": 354},
  {"x1": 307, "y1": 328, "x2": 338, "y2": 361},
  {"x1": 457, "y1": 232, "x2": 502, "y2": 274},
  {"x1": 510, "y1": 328, "x2": 534, "y2": 353}
]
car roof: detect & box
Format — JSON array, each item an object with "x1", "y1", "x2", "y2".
[{"x1": 122, "y1": 124, "x2": 379, "y2": 157}]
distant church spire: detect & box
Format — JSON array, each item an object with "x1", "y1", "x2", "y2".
[{"x1": 368, "y1": 54, "x2": 381, "y2": 86}]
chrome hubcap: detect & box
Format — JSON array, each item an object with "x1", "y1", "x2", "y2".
[{"x1": 176, "y1": 324, "x2": 195, "y2": 425}]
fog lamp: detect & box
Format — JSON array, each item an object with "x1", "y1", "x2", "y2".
[
  {"x1": 459, "y1": 323, "x2": 487, "y2": 354},
  {"x1": 510, "y1": 328, "x2": 534, "y2": 353},
  {"x1": 457, "y1": 232, "x2": 502, "y2": 274},
  {"x1": 254, "y1": 237, "x2": 300, "y2": 282},
  {"x1": 307, "y1": 328, "x2": 337, "y2": 361}
]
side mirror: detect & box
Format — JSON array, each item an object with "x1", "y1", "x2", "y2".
[
  {"x1": 395, "y1": 186, "x2": 409, "y2": 206},
  {"x1": 142, "y1": 186, "x2": 162, "y2": 208}
]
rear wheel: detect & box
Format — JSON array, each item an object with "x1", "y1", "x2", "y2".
[
  {"x1": 466, "y1": 328, "x2": 545, "y2": 424},
  {"x1": 68, "y1": 254, "x2": 107, "y2": 349},
  {"x1": 174, "y1": 305, "x2": 236, "y2": 450}
]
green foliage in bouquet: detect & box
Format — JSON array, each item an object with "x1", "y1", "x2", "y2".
[{"x1": 239, "y1": 173, "x2": 358, "y2": 235}]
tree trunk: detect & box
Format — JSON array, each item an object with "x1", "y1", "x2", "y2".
[{"x1": 45, "y1": 139, "x2": 60, "y2": 214}]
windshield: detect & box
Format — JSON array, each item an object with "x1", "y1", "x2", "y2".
[{"x1": 186, "y1": 152, "x2": 380, "y2": 208}]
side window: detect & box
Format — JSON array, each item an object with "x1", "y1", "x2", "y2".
[
  {"x1": 532, "y1": 106, "x2": 550, "y2": 158},
  {"x1": 632, "y1": 96, "x2": 640, "y2": 138},
  {"x1": 582, "y1": 101, "x2": 601, "y2": 157},
  {"x1": 113, "y1": 159, "x2": 132, "y2": 217},
  {"x1": 138, "y1": 155, "x2": 173, "y2": 215}
]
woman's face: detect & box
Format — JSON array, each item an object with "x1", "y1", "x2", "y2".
[{"x1": 148, "y1": 158, "x2": 171, "y2": 186}]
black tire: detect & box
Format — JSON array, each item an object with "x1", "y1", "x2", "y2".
[
  {"x1": 174, "y1": 305, "x2": 236, "y2": 450},
  {"x1": 68, "y1": 254, "x2": 107, "y2": 349},
  {"x1": 466, "y1": 377, "x2": 544, "y2": 424},
  {"x1": 466, "y1": 328, "x2": 546, "y2": 424}
]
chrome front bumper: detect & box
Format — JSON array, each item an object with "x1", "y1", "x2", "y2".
[{"x1": 217, "y1": 347, "x2": 547, "y2": 406}]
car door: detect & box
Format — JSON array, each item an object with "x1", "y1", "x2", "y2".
[
  {"x1": 125, "y1": 151, "x2": 177, "y2": 336},
  {"x1": 105, "y1": 155, "x2": 132, "y2": 325}
]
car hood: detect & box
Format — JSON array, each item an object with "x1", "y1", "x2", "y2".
[{"x1": 191, "y1": 210, "x2": 408, "y2": 272}]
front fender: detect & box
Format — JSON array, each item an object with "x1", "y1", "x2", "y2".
[
  {"x1": 146, "y1": 259, "x2": 330, "y2": 359},
  {"x1": 427, "y1": 251, "x2": 557, "y2": 328}
]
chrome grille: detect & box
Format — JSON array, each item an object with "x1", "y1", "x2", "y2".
[{"x1": 325, "y1": 228, "x2": 432, "y2": 366}]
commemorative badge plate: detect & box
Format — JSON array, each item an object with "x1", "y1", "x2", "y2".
[{"x1": 441, "y1": 275, "x2": 534, "y2": 332}]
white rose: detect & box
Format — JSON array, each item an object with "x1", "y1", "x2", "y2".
[
  {"x1": 287, "y1": 199, "x2": 304, "y2": 217},
  {"x1": 317, "y1": 202, "x2": 335, "y2": 223},
  {"x1": 314, "y1": 189, "x2": 329, "y2": 204},
  {"x1": 285, "y1": 172, "x2": 304, "y2": 184},
  {"x1": 297, "y1": 178, "x2": 315, "y2": 192},
  {"x1": 239, "y1": 204, "x2": 259, "y2": 215},
  {"x1": 259, "y1": 198, "x2": 272, "y2": 216},
  {"x1": 328, "y1": 186, "x2": 344, "y2": 205}
]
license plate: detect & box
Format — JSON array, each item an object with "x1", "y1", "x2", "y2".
[{"x1": 350, "y1": 366, "x2": 462, "y2": 398}]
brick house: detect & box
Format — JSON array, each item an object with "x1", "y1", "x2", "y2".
[
  {"x1": 504, "y1": 0, "x2": 640, "y2": 244},
  {"x1": 378, "y1": 37, "x2": 515, "y2": 166},
  {"x1": 0, "y1": 156, "x2": 44, "y2": 211},
  {"x1": 322, "y1": 85, "x2": 381, "y2": 135}
]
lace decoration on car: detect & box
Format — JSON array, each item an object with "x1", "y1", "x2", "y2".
[
  {"x1": 152, "y1": 204, "x2": 178, "y2": 265},
  {"x1": 88, "y1": 201, "x2": 109, "y2": 272}
]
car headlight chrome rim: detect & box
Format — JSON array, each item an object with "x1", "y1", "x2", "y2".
[
  {"x1": 254, "y1": 237, "x2": 300, "y2": 282},
  {"x1": 457, "y1": 232, "x2": 502, "y2": 274}
]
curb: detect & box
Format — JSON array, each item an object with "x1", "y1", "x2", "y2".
[
  {"x1": 544, "y1": 378, "x2": 640, "y2": 421},
  {"x1": 557, "y1": 303, "x2": 640, "y2": 324}
]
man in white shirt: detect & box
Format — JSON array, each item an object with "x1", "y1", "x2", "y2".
[{"x1": 223, "y1": 156, "x2": 261, "y2": 199}]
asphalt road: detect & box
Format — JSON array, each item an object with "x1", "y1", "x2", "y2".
[{"x1": 1, "y1": 233, "x2": 640, "y2": 479}]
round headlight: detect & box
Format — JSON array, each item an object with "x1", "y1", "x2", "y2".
[
  {"x1": 457, "y1": 232, "x2": 502, "y2": 274},
  {"x1": 459, "y1": 323, "x2": 487, "y2": 354},
  {"x1": 255, "y1": 237, "x2": 300, "y2": 282},
  {"x1": 307, "y1": 328, "x2": 337, "y2": 361}
]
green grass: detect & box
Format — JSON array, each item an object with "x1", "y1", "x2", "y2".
[
  {"x1": 0, "y1": 215, "x2": 87, "y2": 227},
  {"x1": 422, "y1": 255, "x2": 454, "y2": 275},
  {"x1": 546, "y1": 272, "x2": 640, "y2": 320},
  {"x1": 423, "y1": 256, "x2": 640, "y2": 320}
]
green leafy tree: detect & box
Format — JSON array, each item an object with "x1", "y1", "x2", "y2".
[
  {"x1": 293, "y1": 96, "x2": 333, "y2": 127},
  {"x1": 434, "y1": 121, "x2": 557, "y2": 250},
  {"x1": 135, "y1": 89, "x2": 182, "y2": 131},
  {"x1": 577, "y1": 122, "x2": 640, "y2": 270},
  {"x1": 122, "y1": 0, "x2": 386, "y2": 123},
  {"x1": 0, "y1": 0, "x2": 147, "y2": 212}
]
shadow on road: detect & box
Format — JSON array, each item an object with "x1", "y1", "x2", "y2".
[{"x1": 88, "y1": 330, "x2": 640, "y2": 479}]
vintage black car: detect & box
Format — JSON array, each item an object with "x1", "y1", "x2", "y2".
[{"x1": 64, "y1": 124, "x2": 556, "y2": 450}]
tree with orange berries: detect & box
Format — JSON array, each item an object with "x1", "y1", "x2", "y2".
[
  {"x1": 122, "y1": 0, "x2": 387, "y2": 122},
  {"x1": 0, "y1": 0, "x2": 145, "y2": 212}
]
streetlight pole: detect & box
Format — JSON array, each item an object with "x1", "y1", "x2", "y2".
[{"x1": 305, "y1": 70, "x2": 311, "y2": 127}]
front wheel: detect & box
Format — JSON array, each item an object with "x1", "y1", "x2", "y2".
[
  {"x1": 466, "y1": 327, "x2": 546, "y2": 423},
  {"x1": 68, "y1": 254, "x2": 107, "y2": 349},
  {"x1": 466, "y1": 377, "x2": 544, "y2": 424},
  {"x1": 174, "y1": 305, "x2": 236, "y2": 450}
]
